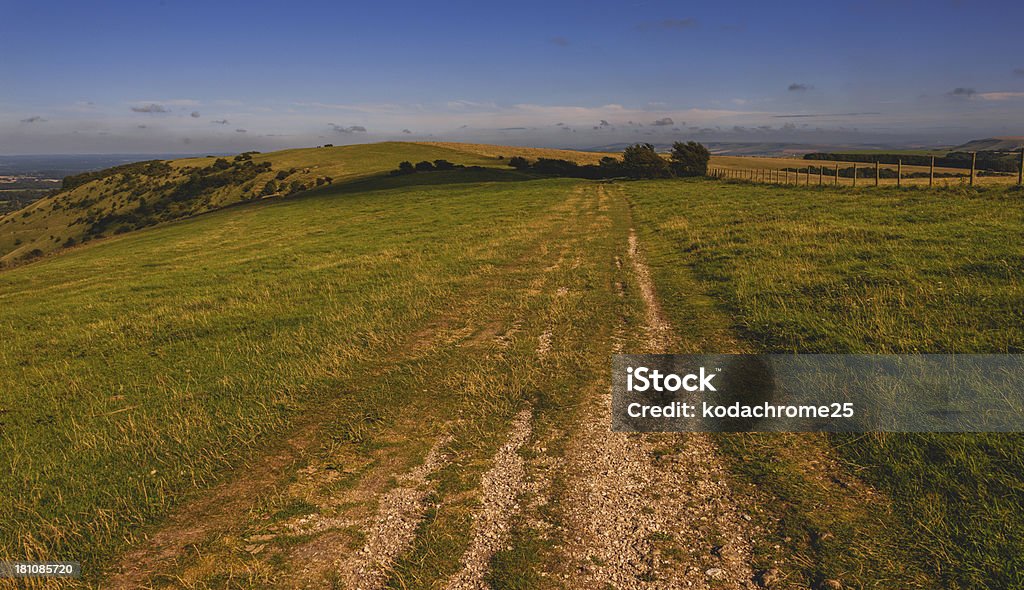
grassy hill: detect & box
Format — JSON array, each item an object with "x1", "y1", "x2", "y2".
[
  {"x1": 0, "y1": 143, "x2": 483, "y2": 265},
  {"x1": 953, "y1": 136, "x2": 1024, "y2": 152},
  {"x1": 1, "y1": 168, "x2": 589, "y2": 581},
  {"x1": 2, "y1": 141, "x2": 1023, "y2": 588},
  {"x1": 0, "y1": 142, "x2": 610, "y2": 267}
]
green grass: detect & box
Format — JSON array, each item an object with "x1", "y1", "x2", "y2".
[
  {"x1": 0, "y1": 142, "x2": 506, "y2": 264},
  {"x1": 5, "y1": 151, "x2": 1024, "y2": 589},
  {"x1": 384, "y1": 182, "x2": 637, "y2": 590},
  {"x1": 0, "y1": 172, "x2": 583, "y2": 584},
  {"x1": 627, "y1": 179, "x2": 1024, "y2": 588}
]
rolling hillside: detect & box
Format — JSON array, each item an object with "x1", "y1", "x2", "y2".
[
  {"x1": 0, "y1": 142, "x2": 612, "y2": 267},
  {"x1": 10, "y1": 139, "x2": 1016, "y2": 270},
  {"x1": 0, "y1": 143, "x2": 485, "y2": 265},
  {"x1": 953, "y1": 136, "x2": 1024, "y2": 152},
  {"x1": 2, "y1": 143, "x2": 1023, "y2": 588}
]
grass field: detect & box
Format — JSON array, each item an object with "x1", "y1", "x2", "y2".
[
  {"x1": 626, "y1": 179, "x2": 1024, "y2": 588},
  {"x1": 3, "y1": 144, "x2": 1024, "y2": 588},
  {"x1": 0, "y1": 142, "x2": 515, "y2": 265},
  {"x1": 0, "y1": 171, "x2": 594, "y2": 583}
]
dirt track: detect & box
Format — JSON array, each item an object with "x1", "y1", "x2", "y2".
[{"x1": 104, "y1": 182, "x2": 767, "y2": 589}]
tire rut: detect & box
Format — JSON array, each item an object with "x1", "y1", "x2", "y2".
[
  {"x1": 320, "y1": 435, "x2": 454, "y2": 590},
  {"x1": 557, "y1": 205, "x2": 758, "y2": 589},
  {"x1": 445, "y1": 409, "x2": 533, "y2": 590}
]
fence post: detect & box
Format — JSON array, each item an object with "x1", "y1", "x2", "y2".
[
  {"x1": 1019, "y1": 148, "x2": 1023, "y2": 186},
  {"x1": 970, "y1": 152, "x2": 976, "y2": 186},
  {"x1": 853, "y1": 163, "x2": 857, "y2": 187},
  {"x1": 835, "y1": 162, "x2": 839, "y2": 185},
  {"x1": 805, "y1": 167, "x2": 810, "y2": 186},
  {"x1": 819, "y1": 166, "x2": 823, "y2": 186},
  {"x1": 897, "y1": 159, "x2": 902, "y2": 188},
  {"x1": 875, "y1": 161, "x2": 879, "y2": 186},
  {"x1": 930, "y1": 156, "x2": 934, "y2": 188}
]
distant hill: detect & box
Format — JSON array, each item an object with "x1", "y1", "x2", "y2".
[
  {"x1": 0, "y1": 142, "x2": 607, "y2": 267},
  {"x1": 952, "y1": 137, "x2": 1024, "y2": 152},
  {"x1": 0, "y1": 153, "x2": 223, "y2": 179}
]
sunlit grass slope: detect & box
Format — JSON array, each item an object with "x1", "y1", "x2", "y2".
[
  {"x1": 627, "y1": 179, "x2": 1024, "y2": 588},
  {"x1": 0, "y1": 143, "x2": 503, "y2": 265},
  {"x1": 0, "y1": 171, "x2": 579, "y2": 579}
]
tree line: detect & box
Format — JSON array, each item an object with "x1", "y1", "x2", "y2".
[
  {"x1": 389, "y1": 142, "x2": 711, "y2": 181},
  {"x1": 510, "y1": 142, "x2": 710, "y2": 179}
]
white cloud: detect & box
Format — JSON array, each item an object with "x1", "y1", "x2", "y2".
[{"x1": 977, "y1": 92, "x2": 1024, "y2": 101}]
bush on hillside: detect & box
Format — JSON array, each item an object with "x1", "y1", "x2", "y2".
[
  {"x1": 670, "y1": 141, "x2": 711, "y2": 177},
  {"x1": 622, "y1": 143, "x2": 671, "y2": 179}
]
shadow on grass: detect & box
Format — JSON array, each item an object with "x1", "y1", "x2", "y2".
[{"x1": 298, "y1": 167, "x2": 552, "y2": 200}]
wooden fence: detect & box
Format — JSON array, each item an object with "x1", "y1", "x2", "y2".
[{"x1": 708, "y1": 151, "x2": 1024, "y2": 188}]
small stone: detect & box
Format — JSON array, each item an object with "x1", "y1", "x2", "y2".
[
  {"x1": 820, "y1": 580, "x2": 843, "y2": 590},
  {"x1": 706, "y1": 567, "x2": 726, "y2": 580}
]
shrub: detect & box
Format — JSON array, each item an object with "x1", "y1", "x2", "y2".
[
  {"x1": 599, "y1": 156, "x2": 624, "y2": 176},
  {"x1": 670, "y1": 141, "x2": 711, "y2": 177},
  {"x1": 414, "y1": 161, "x2": 435, "y2": 172},
  {"x1": 508, "y1": 156, "x2": 530, "y2": 170},
  {"x1": 433, "y1": 159, "x2": 456, "y2": 170},
  {"x1": 622, "y1": 143, "x2": 671, "y2": 179}
]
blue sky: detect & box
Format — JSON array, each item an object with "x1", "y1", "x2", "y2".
[{"x1": 2, "y1": 0, "x2": 1023, "y2": 153}]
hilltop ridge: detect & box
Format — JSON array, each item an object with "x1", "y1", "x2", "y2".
[{"x1": 952, "y1": 137, "x2": 1024, "y2": 152}]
